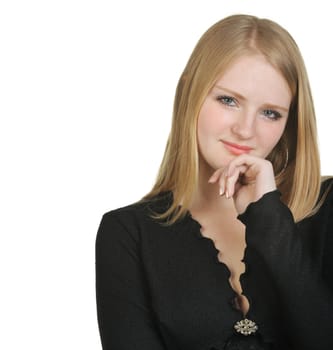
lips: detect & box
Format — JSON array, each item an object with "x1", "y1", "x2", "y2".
[{"x1": 221, "y1": 140, "x2": 253, "y2": 155}]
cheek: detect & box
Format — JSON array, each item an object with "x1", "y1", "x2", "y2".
[
  {"x1": 197, "y1": 107, "x2": 213, "y2": 143},
  {"x1": 198, "y1": 114, "x2": 214, "y2": 138},
  {"x1": 197, "y1": 103, "x2": 230, "y2": 138},
  {"x1": 259, "y1": 123, "x2": 287, "y2": 155}
]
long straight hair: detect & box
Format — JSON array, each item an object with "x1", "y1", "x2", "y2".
[{"x1": 144, "y1": 14, "x2": 322, "y2": 223}]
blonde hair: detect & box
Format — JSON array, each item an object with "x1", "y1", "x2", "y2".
[{"x1": 144, "y1": 14, "x2": 322, "y2": 223}]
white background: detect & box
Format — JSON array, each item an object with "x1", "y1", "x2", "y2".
[{"x1": 1, "y1": 0, "x2": 332, "y2": 348}]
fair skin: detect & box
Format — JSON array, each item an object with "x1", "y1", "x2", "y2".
[{"x1": 189, "y1": 54, "x2": 292, "y2": 315}]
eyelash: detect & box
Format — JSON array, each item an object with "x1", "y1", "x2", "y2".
[
  {"x1": 216, "y1": 95, "x2": 237, "y2": 107},
  {"x1": 262, "y1": 109, "x2": 282, "y2": 121},
  {"x1": 216, "y1": 95, "x2": 283, "y2": 121}
]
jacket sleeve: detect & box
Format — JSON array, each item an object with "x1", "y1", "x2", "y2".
[
  {"x1": 95, "y1": 212, "x2": 166, "y2": 350},
  {"x1": 238, "y1": 188, "x2": 333, "y2": 349}
]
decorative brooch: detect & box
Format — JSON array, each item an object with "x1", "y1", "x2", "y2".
[{"x1": 234, "y1": 318, "x2": 258, "y2": 336}]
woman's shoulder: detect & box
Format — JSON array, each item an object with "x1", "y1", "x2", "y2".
[
  {"x1": 96, "y1": 192, "x2": 175, "y2": 251},
  {"x1": 319, "y1": 177, "x2": 333, "y2": 287},
  {"x1": 321, "y1": 176, "x2": 333, "y2": 189},
  {"x1": 98, "y1": 192, "x2": 173, "y2": 232},
  {"x1": 319, "y1": 176, "x2": 333, "y2": 204},
  {"x1": 312, "y1": 177, "x2": 333, "y2": 219}
]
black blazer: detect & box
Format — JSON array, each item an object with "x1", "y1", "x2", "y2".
[{"x1": 96, "y1": 179, "x2": 333, "y2": 350}]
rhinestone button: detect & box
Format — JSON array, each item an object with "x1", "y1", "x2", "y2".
[{"x1": 234, "y1": 318, "x2": 258, "y2": 335}]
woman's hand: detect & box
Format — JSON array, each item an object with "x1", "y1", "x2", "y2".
[{"x1": 208, "y1": 155, "x2": 277, "y2": 214}]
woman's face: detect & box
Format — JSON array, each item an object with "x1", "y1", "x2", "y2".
[{"x1": 197, "y1": 54, "x2": 292, "y2": 174}]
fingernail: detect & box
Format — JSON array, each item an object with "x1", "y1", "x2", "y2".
[
  {"x1": 225, "y1": 190, "x2": 229, "y2": 198},
  {"x1": 219, "y1": 187, "x2": 224, "y2": 196}
]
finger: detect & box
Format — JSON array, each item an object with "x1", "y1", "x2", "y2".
[
  {"x1": 226, "y1": 155, "x2": 253, "y2": 176},
  {"x1": 227, "y1": 154, "x2": 270, "y2": 180},
  {"x1": 225, "y1": 170, "x2": 239, "y2": 198},
  {"x1": 218, "y1": 169, "x2": 228, "y2": 196},
  {"x1": 226, "y1": 165, "x2": 247, "y2": 198},
  {"x1": 208, "y1": 168, "x2": 223, "y2": 183},
  {"x1": 208, "y1": 168, "x2": 228, "y2": 196}
]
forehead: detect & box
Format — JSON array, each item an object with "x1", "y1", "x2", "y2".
[{"x1": 215, "y1": 54, "x2": 292, "y2": 107}]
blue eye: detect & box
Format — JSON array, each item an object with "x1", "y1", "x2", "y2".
[
  {"x1": 216, "y1": 95, "x2": 237, "y2": 107},
  {"x1": 262, "y1": 109, "x2": 282, "y2": 120}
]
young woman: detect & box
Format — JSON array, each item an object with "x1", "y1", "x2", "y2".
[{"x1": 96, "y1": 14, "x2": 333, "y2": 349}]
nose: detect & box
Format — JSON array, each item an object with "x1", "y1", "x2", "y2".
[{"x1": 231, "y1": 110, "x2": 256, "y2": 139}]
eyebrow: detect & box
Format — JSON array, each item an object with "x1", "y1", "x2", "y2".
[{"x1": 214, "y1": 85, "x2": 290, "y2": 112}]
